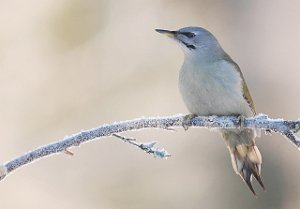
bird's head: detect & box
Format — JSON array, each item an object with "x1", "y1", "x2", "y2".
[{"x1": 156, "y1": 26, "x2": 224, "y2": 60}]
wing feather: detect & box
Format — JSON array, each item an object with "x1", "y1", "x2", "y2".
[{"x1": 223, "y1": 54, "x2": 256, "y2": 115}]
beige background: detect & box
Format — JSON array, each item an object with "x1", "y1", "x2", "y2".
[{"x1": 0, "y1": 0, "x2": 300, "y2": 208}]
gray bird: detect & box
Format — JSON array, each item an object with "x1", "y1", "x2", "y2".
[{"x1": 156, "y1": 27, "x2": 264, "y2": 195}]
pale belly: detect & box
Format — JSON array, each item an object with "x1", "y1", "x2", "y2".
[{"x1": 178, "y1": 60, "x2": 253, "y2": 117}]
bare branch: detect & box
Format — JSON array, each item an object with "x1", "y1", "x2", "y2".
[{"x1": 0, "y1": 114, "x2": 299, "y2": 181}]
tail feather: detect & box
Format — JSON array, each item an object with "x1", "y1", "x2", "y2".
[
  {"x1": 223, "y1": 129, "x2": 265, "y2": 195},
  {"x1": 231, "y1": 145, "x2": 265, "y2": 195}
]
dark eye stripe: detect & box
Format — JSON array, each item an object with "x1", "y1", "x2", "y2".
[
  {"x1": 181, "y1": 32, "x2": 195, "y2": 38},
  {"x1": 181, "y1": 41, "x2": 196, "y2": 50}
]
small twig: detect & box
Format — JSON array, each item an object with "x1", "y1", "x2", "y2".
[
  {"x1": 64, "y1": 149, "x2": 74, "y2": 156},
  {"x1": 283, "y1": 131, "x2": 300, "y2": 148},
  {"x1": 112, "y1": 133, "x2": 171, "y2": 158},
  {"x1": 0, "y1": 114, "x2": 299, "y2": 181}
]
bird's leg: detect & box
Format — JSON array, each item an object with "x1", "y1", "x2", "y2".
[{"x1": 182, "y1": 114, "x2": 198, "y2": 131}]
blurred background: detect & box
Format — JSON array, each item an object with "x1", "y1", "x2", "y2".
[{"x1": 0, "y1": 0, "x2": 300, "y2": 208}]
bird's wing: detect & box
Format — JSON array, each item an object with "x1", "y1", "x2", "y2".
[
  {"x1": 223, "y1": 56, "x2": 256, "y2": 115},
  {"x1": 241, "y1": 73, "x2": 256, "y2": 115}
]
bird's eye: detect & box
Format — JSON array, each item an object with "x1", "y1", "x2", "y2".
[{"x1": 182, "y1": 32, "x2": 195, "y2": 38}]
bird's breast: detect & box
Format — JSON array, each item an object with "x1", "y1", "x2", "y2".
[{"x1": 178, "y1": 60, "x2": 252, "y2": 116}]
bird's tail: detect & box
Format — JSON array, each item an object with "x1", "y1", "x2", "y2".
[{"x1": 222, "y1": 129, "x2": 265, "y2": 195}]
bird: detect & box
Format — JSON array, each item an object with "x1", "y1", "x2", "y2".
[{"x1": 155, "y1": 26, "x2": 265, "y2": 195}]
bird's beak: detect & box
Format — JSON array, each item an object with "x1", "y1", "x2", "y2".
[{"x1": 155, "y1": 29, "x2": 177, "y2": 38}]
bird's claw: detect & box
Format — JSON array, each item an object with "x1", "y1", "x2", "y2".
[
  {"x1": 237, "y1": 115, "x2": 245, "y2": 129},
  {"x1": 182, "y1": 114, "x2": 198, "y2": 131}
]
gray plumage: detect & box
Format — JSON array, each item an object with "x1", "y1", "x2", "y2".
[{"x1": 156, "y1": 26, "x2": 264, "y2": 195}]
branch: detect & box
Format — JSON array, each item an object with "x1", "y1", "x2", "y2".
[{"x1": 0, "y1": 114, "x2": 299, "y2": 181}]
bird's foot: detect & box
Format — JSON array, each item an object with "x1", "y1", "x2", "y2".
[
  {"x1": 182, "y1": 114, "x2": 198, "y2": 131},
  {"x1": 237, "y1": 114, "x2": 245, "y2": 129}
]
